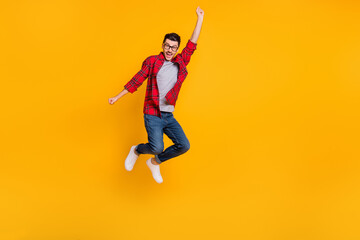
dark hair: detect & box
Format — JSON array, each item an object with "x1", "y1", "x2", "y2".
[{"x1": 163, "y1": 33, "x2": 181, "y2": 46}]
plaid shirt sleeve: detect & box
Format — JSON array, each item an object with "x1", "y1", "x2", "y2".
[
  {"x1": 124, "y1": 57, "x2": 151, "y2": 93},
  {"x1": 178, "y1": 39, "x2": 197, "y2": 66}
]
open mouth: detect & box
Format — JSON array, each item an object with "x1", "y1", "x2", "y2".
[{"x1": 166, "y1": 52, "x2": 172, "y2": 58}]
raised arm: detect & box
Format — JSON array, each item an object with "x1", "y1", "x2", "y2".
[{"x1": 190, "y1": 6, "x2": 204, "y2": 44}]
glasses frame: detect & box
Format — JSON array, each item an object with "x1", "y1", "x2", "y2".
[{"x1": 163, "y1": 43, "x2": 179, "y2": 52}]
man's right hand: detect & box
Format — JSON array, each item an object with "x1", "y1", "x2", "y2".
[{"x1": 108, "y1": 96, "x2": 119, "y2": 105}]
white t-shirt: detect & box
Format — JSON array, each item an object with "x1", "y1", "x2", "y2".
[{"x1": 156, "y1": 60, "x2": 179, "y2": 112}]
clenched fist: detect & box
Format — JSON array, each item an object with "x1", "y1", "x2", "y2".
[
  {"x1": 196, "y1": 6, "x2": 204, "y2": 18},
  {"x1": 108, "y1": 96, "x2": 119, "y2": 105}
]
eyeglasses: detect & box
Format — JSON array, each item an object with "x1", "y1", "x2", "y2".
[{"x1": 163, "y1": 43, "x2": 178, "y2": 52}]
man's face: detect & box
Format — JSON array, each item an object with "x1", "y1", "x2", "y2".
[{"x1": 162, "y1": 39, "x2": 179, "y2": 61}]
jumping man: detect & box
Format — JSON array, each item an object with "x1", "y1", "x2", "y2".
[{"x1": 108, "y1": 6, "x2": 204, "y2": 183}]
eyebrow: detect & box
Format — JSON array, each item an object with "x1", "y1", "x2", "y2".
[{"x1": 164, "y1": 43, "x2": 178, "y2": 47}]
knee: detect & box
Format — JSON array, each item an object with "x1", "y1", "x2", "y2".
[
  {"x1": 178, "y1": 140, "x2": 190, "y2": 153},
  {"x1": 150, "y1": 144, "x2": 164, "y2": 155}
]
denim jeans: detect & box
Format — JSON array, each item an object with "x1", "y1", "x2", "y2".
[{"x1": 135, "y1": 112, "x2": 190, "y2": 164}]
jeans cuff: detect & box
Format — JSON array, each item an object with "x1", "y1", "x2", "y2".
[
  {"x1": 155, "y1": 155, "x2": 162, "y2": 164},
  {"x1": 135, "y1": 145, "x2": 140, "y2": 155}
]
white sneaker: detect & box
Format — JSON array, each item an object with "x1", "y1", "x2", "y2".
[
  {"x1": 125, "y1": 145, "x2": 139, "y2": 171},
  {"x1": 146, "y1": 158, "x2": 163, "y2": 184}
]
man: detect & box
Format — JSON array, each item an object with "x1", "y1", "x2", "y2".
[{"x1": 108, "y1": 6, "x2": 204, "y2": 183}]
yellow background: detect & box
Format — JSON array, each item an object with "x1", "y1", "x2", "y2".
[{"x1": 1, "y1": 0, "x2": 360, "y2": 239}]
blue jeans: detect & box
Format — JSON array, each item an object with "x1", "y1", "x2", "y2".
[{"x1": 135, "y1": 112, "x2": 190, "y2": 164}]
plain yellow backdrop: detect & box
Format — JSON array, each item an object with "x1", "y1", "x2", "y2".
[{"x1": 1, "y1": 0, "x2": 360, "y2": 239}]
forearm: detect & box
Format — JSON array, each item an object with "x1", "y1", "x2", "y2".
[
  {"x1": 190, "y1": 17, "x2": 203, "y2": 44},
  {"x1": 115, "y1": 88, "x2": 129, "y2": 99}
]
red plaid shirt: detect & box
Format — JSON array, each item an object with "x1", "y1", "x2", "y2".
[{"x1": 124, "y1": 39, "x2": 197, "y2": 117}]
